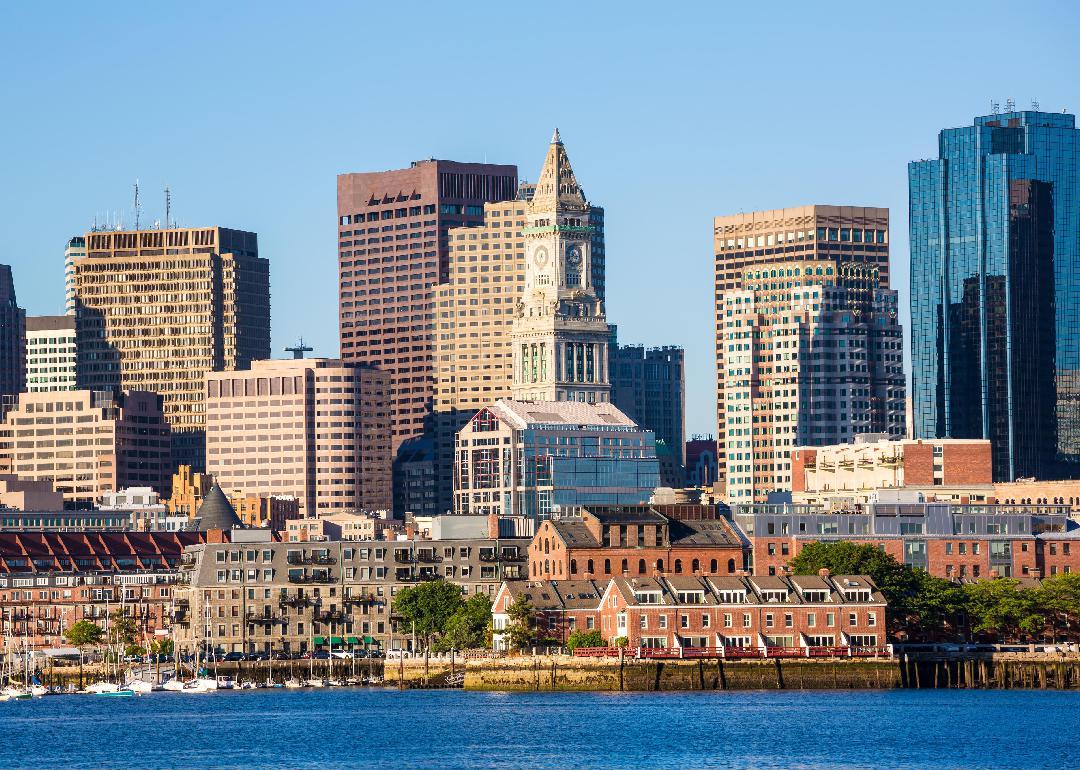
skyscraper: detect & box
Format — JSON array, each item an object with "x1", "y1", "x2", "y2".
[
  {"x1": 909, "y1": 109, "x2": 1080, "y2": 481},
  {"x1": 64, "y1": 236, "x2": 84, "y2": 316},
  {"x1": 337, "y1": 159, "x2": 518, "y2": 452},
  {"x1": 510, "y1": 129, "x2": 612, "y2": 403},
  {"x1": 25, "y1": 316, "x2": 76, "y2": 392},
  {"x1": 0, "y1": 265, "x2": 26, "y2": 403},
  {"x1": 73, "y1": 226, "x2": 270, "y2": 470},
  {"x1": 713, "y1": 206, "x2": 905, "y2": 502}
]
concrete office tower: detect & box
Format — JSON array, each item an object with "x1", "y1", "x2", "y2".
[
  {"x1": 510, "y1": 130, "x2": 612, "y2": 403},
  {"x1": 205, "y1": 359, "x2": 392, "y2": 515},
  {"x1": 72, "y1": 226, "x2": 270, "y2": 471},
  {"x1": 0, "y1": 390, "x2": 171, "y2": 503},
  {"x1": 610, "y1": 342, "x2": 686, "y2": 485},
  {"x1": 337, "y1": 159, "x2": 518, "y2": 452},
  {"x1": 0, "y1": 265, "x2": 26, "y2": 402},
  {"x1": 64, "y1": 236, "x2": 85, "y2": 316},
  {"x1": 910, "y1": 109, "x2": 1080, "y2": 481},
  {"x1": 454, "y1": 399, "x2": 659, "y2": 520},
  {"x1": 712, "y1": 204, "x2": 898, "y2": 492},
  {"x1": 25, "y1": 316, "x2": 76, "y2": 392}
]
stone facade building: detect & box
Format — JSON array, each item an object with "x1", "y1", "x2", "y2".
[
  {"x1": 73, "y1": 226, "x2": 270, "y2": 471},
  {"x1": 0, "y1": 390, "x2": 171, "y2": 503},
  {"x1": 205, "y1": 359, "x2": 391, "y2": 516}
]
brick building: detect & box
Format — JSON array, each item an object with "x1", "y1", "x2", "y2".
[
  {"x1": 529, "y1": 505, "x2": 747, "y2": 582},
  {"x1": 492, "y1": 573, "x2": 886, "y2": 652},
  {"x1": 736, "y1": 502, "x2": 1080, "y2": 580}
]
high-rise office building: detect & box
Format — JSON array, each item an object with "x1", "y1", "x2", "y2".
[
  {"x1": 0, "y1": 389, "x2": 171, "y2": 503},
  {"x1": 713, "y1": 206, "x2": 905, "y2": 502},
  {"x1": 610, "y1": 342, "x2": 686, "y2": 485},
  {"x1": 25, "y1": 316, "x2": 76, "y2": 392},
  {"x1": 205, "y1": 359, "x2": 392, "y2": 515},
  {"x1": 910, "y1": 109, "x2": 1080, "y2": 481},
  {"x1": 510, "y1": 130, "x2": 612, "y2": 404},
  {"x1": 72, "y1": 226, "x2": 270, "y2": 471},
  {"x1": 0, "y1": 265, "x2": 26, "y2": 403},
  {"x1": 337, "y1": 159, "x2": 518, "y2": 452},
  {"x1": 717, "y1": 206, "x2": 894, "y2": 485},
  {"x1": 64, "y1": 236, "x2": 85, "y2": 316}
]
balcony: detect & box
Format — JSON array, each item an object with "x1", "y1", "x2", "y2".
[
  {"x1": 279, "y1": 594, "x2": 313, "y2": 608},
  {"x1": 344, "y1": 593, "x2": 378, "y2": 605},
  {"x1": 246, "y1": 611, "x2": 281, "y2": 625},
  {"x1": 287, "y1": 555, "x2": 313, "y2": 566},
  {"x1": 415, "y1": 551, "x2": 441, "y2": 564},
  {"x1": 315, "y1": 609, "x2": 346, "y2": 623},
  {"x1": 312, "y1": 555, "x2": 337, "y2": 566},
  {"x1": 478, "y1": 551, "x2": 498, "y2": 562},
  {"x1": 393, "y1": 551, "x2": 415, "y2": 564}
]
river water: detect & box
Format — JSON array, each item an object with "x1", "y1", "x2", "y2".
[{"x1": 0, "y1": 688, "x2": 1074, "y2": 768}]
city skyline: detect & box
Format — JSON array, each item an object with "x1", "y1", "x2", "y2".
[{"x1": 1, "y1": 1, "x2": 1077, "y2": 437}]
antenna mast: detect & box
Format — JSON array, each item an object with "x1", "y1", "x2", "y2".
[
  {"x1": 164, "y1": 186, "x2": 172, "y2": 229},
  {"x1": 284, "y1": 338, "x2": 313, "y2": 359},
  {"x1": 133, "y1": 180, "x2": 141, "y2": 230}
]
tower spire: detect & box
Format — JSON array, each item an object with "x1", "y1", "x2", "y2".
[{"x1": 531, "y1": 129, "x2": 585, "y2": 210}]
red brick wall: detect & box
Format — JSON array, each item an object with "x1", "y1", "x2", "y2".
[
  {"x1": 903, "y1": 443, "x2": 935, "y2": 485},
  {"x1": 942, "y1": 443, "x2": 993, "y2": 485},
  {"x1": 791, "y1": 449, "x2": 815, "y2": 493},
  {"x1": 553, "y1": 545, "x2": 743, "y2": 581}
]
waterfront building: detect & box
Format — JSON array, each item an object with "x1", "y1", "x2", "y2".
[
  {"x1": 205, "y1": 358, "x2": 392, "y2": 516},
  {"x1": 453, "y1": 399, "x2": 659, "y2": 522},
  {"x1": 73, "y1": 226, "x2": 270, "y2": 471},
  {"x1": 25, "y1": 315, "x2": 76, "y2": 392},
  {"x1": 0, "y1": 530, "x2": 206, "y2": 649},
  {"x1": 791, "y1": 435, "x2": 993, "y2": 505},
  {"x1": 172, "y1": 535, "x2": 530, "y2": 655},
  {"x1": 735, "y1": 501, "x2": 1080, "y2": 580},
  {"x1": 611, "y1": 343, "x2": 686, "y2": 485},
  {"x1": 285, "y1": 511, "x2": 394, "y2": 542},
  {"x1": 337, "y1": 159, "x2": 518, "y2": 452},
  {"x1": 0, "y1": 264, "x2": 26, "y2": 402},
  {"x1": 713, "y1": 206, "x2": 904, "y2": 500},
  {"x1": 909, "y1": 109, "x2": 1080, "y2": 481},
  {"x1": 528, "y1": 504, "x2": 746, "y2": 582},
  {"x1": 510, "y1": 130, "x2": 612, "y2": 404},
  {"x1": 0, "y1": 390, "x2": 171, "y2": 503},
  {"x1": 63, "y1": 236, "x2": 84, "y2": 316},
  {"x1": 491, "y1": 573, "x2": 886, "y2": 652}
]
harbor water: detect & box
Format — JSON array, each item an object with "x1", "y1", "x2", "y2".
[{"x1": 0, "y1": 688, "x2": 1075, "y2": 768}]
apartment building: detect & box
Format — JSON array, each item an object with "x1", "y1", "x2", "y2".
[
  {"x1": 73, "y1": 226, "x2": 270, "y2": 470},
  {"x1": 25, "y1": 315, "x2": 76, "y2": 392}
]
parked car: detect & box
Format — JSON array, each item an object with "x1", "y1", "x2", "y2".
[{"x1": 223, "y1": 651, "x2": 247, "y2": 662}]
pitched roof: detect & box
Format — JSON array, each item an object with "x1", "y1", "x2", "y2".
[
  {"x1": 488, "y1": 399, "x2": 639, "y2": 431},
  {"x1": 193, "y1": 483, "x2": 243, "y2": 531},
  {"x1": 529, "y1": 129, "x2": 587, "y2": 211}
]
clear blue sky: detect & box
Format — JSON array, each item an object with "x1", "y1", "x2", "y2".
[{"x1": 1, "y1": 1, "x2": 1076, "y2": 436}]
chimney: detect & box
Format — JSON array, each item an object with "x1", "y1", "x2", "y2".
[
  {"x1": 404, "y1": 525, "x2": 416, "y2": 540},
  {"x1": 487, "y1": 512, "x2": 500, "y2": 539},
  {"x1": 818, "y1": 568, "x2": 831, "y2": 578}
]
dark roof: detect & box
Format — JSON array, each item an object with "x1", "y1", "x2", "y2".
[
  {"x1": 194, "y1": 484, "x2": 243, "y2": 531},
  {"x1": 582, "y1": 506, "x2": 668, "y2": 525},
  {"x1": 0, "y1": 531, "x2": 206, "y2": 574},
  {"x1": 26, "y1": 315, "x2": 75, "y2": 332},
  {"x1": 669, "y1": 518, "x2": 742, "y2": 547}
]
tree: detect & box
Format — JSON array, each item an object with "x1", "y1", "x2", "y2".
[
  {"x1": 436, "y1": 594, "x2": 492, "y2": 652},
  {"x1": 1036, "y1": 573, "x2": 1080, "y2": 642},
  {"x1": 505, "y1": 593, "x2": 537, "y2": 652},
  {"x1": 393, "y1": 581, "x2": 464, "y2": 651},
  {"x1": 962, "y1": 579, "x2": 1044, "y2": 641},
  {"x1": 566, "y1": 629, "x2": 604, "y2": 652},
  {"x1": 108, "y1": 609, "x2": 139, "y2": 658},
  {"x1": 64, "y1": 619, "x2": 104, "y2": 689}
]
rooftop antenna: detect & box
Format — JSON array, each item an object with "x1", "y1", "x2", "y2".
[
  {"x1": 133, "y1": 180, "x2": 141, "y2": 230},
  {"x1": 1005, "y1": 97, "x2": 1015, "y2": 113},
  {"x1": 1031, "y1": 98, "x2": 1040, "y2": 111},
  {"x1": 284, "y1": 338, "x2": 313, "y2": 359},
  {"x1": 164, "y1": 186, "x2": 172, "y2": 229},
  {"x1": 991, "y1": 100, "x2": 1000, "y2": 115}
]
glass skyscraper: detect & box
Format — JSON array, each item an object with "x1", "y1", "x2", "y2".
[{"x1": 910, "y1": 110, "x2": 1080, "y2": 481}]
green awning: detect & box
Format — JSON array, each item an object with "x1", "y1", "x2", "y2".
[
  {"x1": 362, "y1": 635, "x2": 375, "y2": 645},
  {"x1": 347, "y1": 636, "x2": 360, "y2": 645},
  {"x1": 313, "y1": 636, "x2": 326, "y2": 645},
  {"x1": 330, "y1": 636, "x2": 344, "y2": 645}
]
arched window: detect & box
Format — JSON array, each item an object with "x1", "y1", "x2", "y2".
[
  {"x1": 587, "y1": 559, "x2": 594, "y2": 574},
  {"x1": 621, "y1": 558, "x2": 628, "y2": 574},
  {"x1": 604, "y1": 559, "x2": 611, "y2": 575},
  {"x1": 544, "y1": 538, "x2": 550, "y2": 555},
  {"x1": 710, "y1": 559, "x2": 718, "y2": 573},
  {"x1": 638, "y1": 559, "x2": 646, "y2": 574},
  {"x1": 674, "y1": 559, "x2": 683, "y2": 574},
  {"x1": 570, "y1": 559, "x2": 577, "y2": 575},
  {"x1": 656, "y1": 559, "x2": 664, "y2": 573},
  {"x1": 727, "y1": 558, "x2": 736, "y2": 574},
  {"x1": 692, "y1": 558, "x2": 700, "y2": 573},
  {"x1": 544, "y1": 559, "x2": 549, "y2": 575},
  {"x1": 531, "y1": 562, "x2": 537, "y2": 577}
]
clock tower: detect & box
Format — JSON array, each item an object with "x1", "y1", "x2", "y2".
[{"x1": 511, "y1": 129, "x2": 612, "y2": 403}]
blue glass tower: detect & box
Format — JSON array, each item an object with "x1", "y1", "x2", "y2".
[{"x1": 909, "y1": 110, "x2": 1080, "y2": 480}]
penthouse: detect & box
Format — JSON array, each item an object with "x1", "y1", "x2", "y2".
[
  {"x1": 736, "y1": 502, "x2": 1080, "y2": 579},
  {"x1": 0, "y1": 531, "x2": 207, "y2": 649},
  {"x1": 529, "y1": 505, "x2": 747, "y2": 581},
  {"x1": 492, "y1": 572, "x2": 886, "y2": 655}
]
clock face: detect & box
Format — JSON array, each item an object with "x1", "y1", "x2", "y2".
[
  {"x1": 566, "y1": 247, "x2": 582, "y2": 267},
  {"x1": 533, "y1": 247, "x2": 549, "y2": 269}
]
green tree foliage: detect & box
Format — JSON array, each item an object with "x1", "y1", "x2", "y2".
[
  {"x1": 505, "y1": 593, "x2": 537, "y2": 651},
  {"x1": 108, "y1": 609, "x2": 140, "y2": 657},
  {"x1": 435, "y1": 594, "x2": 492, "y2": 652},
  {"x1": 393, "y1": 581, "x2": 465, "y2": 650},
  {"x1": 565, "y1": 629, "x2": 605, "y2": 652},
  {"x1": 63, "y1": 619, "x2": 104, "y2": 688}
]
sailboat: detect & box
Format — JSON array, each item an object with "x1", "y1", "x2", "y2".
[{"x1": 1, "y1": 610, "x2": 33, "y2": 700}]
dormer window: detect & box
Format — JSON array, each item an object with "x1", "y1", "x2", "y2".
[
  {"x1": 717, "y1": 591, "x2": 746, "y2": 604},
  {"x1": 634, "y1": 591, "x2": 662, "y2": 605},
  {"x1": 802, "y1": 590, "x2": 829, "y2": 603},
  {"x1": 761, "y1": 590, "x2": 788, "y2": 603},
  {"x1": 677, "y1": 591, "x2": 705, "y2": 605}
]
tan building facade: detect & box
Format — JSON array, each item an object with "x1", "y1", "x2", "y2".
[
  {"x1": 73, "y1": 226, "x2": 270, "y2": 471},
  {"x1": 708, "y1": 206, "x2": 894, "y2": 492},
  {"x1": 205, "y1": 359, "x2": 391, "y2": 516},
  {"x1": 0, "y1": 390, "x2": 171, "y2": 503}
]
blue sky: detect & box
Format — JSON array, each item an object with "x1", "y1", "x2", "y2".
[{"x1": 1, "y1": 0, "x2": 1076, "y2": 436}]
